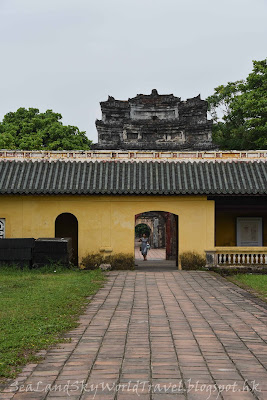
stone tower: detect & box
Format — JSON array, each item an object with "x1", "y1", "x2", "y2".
[{"x1": 94, "y1": 89, "x2": 214, "y2": 150}]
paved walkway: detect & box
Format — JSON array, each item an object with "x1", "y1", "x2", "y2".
[
  {"x1": 135, "y1": 247, "x2": 166, "y2": 260},
  {"x1": 2, "y1": 271, "x2": 267, "y2": 400},
  {"x1": 135, "y1": 260, "x2": 177, "y2": 271}
]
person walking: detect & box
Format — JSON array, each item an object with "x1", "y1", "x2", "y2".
[{"x1": 139, "y1": 233, "x2": 149, "y2": 261}]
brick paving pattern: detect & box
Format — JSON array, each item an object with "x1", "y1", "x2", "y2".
[
  {"x1": 135, "y1": 247, "x2": 166, "y2": 260},
  {"x1": 2, "y1": 271, "x2": 267, "y2": 400}
]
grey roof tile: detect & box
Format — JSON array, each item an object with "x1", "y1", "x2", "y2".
[{"x1": 0, "y1": 160, "x2": 266, "y2": 196}]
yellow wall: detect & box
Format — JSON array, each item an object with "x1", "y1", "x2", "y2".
[
  {"x1": 216, "y1": 214, "x2": 236, "y2": 246},
  {"x1": 216, "y1": 212, "x2": 267, "y2": 246},
  {"x1": 0, "y1": 195, "x2": 215, "y2": 263}
]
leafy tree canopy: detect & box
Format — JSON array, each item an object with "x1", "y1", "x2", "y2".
[
  {"x1": 207, "y1": 59, "x2": 267, "y2": 150},
  {"x1": 135, "y1": 223, "x2": 151, "y2": 238},
  {"x1": 0, "y1": 108, "x2": 92, "y2": 150}
]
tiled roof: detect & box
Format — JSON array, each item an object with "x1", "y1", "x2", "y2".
[{"x1": 0, "y1": 160, "x2": 266, "y2": 195}]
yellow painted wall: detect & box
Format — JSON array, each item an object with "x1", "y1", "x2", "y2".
[
  {"x1": 0, "y1": 195, "x2": 215, "y2": 263},
  {"x1": 216, "y1": 212, "x2": 267, "y2": 246},
  {"x1": 216, "y1": 214, "x2": 236, "y2": 246}
]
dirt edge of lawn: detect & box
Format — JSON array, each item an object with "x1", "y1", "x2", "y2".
[
  {"x1": 209, "y1": 271, "x2": 267, "y2": 311},
  {"x1": 227, "y1": 276, "x2": 267, "y2": 303}
]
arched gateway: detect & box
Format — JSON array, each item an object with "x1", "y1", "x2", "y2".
[{"x1": 135, "y1": 211, "x2": 178, "y2": 266}]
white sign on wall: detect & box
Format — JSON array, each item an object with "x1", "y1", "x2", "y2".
[
  {"x1": 0, "y1": 218, "x2": 5, "y2": 239},
  {"x1": 236, "y1": 217, "x2": 262, "y2": 246}
]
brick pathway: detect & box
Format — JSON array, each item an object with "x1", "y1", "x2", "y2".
[
  {"x1": 135, "y1": 247, "x2": 166, "y2": 260},
  {"x1": 2, "y1": 271, "x2": 267, "y2": 400}
]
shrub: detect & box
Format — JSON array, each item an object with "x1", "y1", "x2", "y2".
[
  {"x1": 81, "y1": 253, "x2": 135, "y2": 271},
  {"x1": 81, "y1": 253, "x2": 105, "y2": 270},
  {"x1": 107, "y1": 253, "x2": 135, "y2": 270},
  {"x1": 179, "y1": 252, "x2": 206, "y2": 270}
]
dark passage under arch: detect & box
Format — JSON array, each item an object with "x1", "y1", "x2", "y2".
[{"x1": 55, "y1": 213, "x2": 78, "y2": 265}]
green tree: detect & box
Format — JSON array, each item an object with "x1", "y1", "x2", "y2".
[
  {"x1": 0, "y1": 108, "x2": 92, "y2": 150},
  {"x1": 207, "y1": 59, "x2": 267, "y2": 149},
  {"x1": 135, "y1": 223, "x2": 151, "y2": 238}
]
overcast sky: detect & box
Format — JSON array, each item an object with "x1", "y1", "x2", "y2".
[{"x1": 0, "y1": 0, "x2": 266, "y2": 143}]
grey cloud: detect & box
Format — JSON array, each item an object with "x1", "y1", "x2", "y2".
[{"x1": 0, "y1": 0, "x2": 266, "y2": 142}]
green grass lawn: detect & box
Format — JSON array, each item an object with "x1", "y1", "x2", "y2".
[
  {"x1": 0, "y1": 266, "x2": 105, "y2": 380},
  {"x1": 228, "y1": 274, "x2": 267, "y2": 302}
]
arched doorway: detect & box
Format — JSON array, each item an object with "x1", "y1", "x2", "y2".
[
  {"x1": 135, "y1": 211, "x2": 178, "y2": 266},
  {"x1": 55, "y1": 213, "x2": 78, "y2": 265}
]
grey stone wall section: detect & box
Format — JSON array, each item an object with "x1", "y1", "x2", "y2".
[{"x1": 94, "y1": 89, "x2": 215, "y2": 150}]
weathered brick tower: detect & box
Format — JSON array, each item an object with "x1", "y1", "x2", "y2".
[{"x1": 94, "y1": 89, "x2": 214, "y2": 150}]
